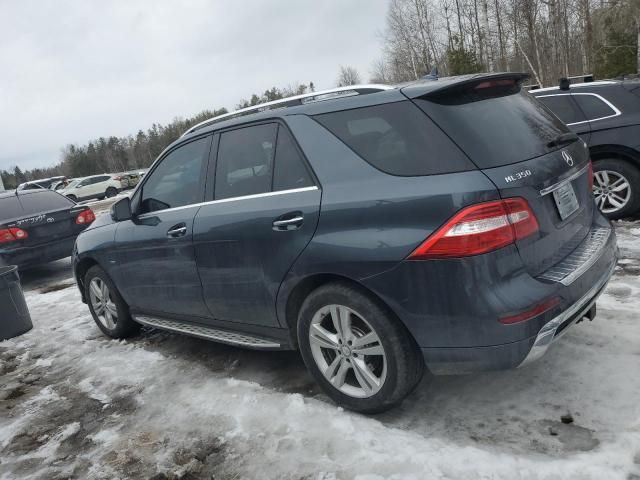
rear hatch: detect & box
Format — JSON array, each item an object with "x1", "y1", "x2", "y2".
[
  {"x1": 405, "y1": 75, "x2": 594, "y2": 276},
  {"x1": 0, "y1": 191, "x2": 91, "y2": 250}
]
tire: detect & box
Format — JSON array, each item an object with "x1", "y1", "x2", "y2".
[
  {"x1": 84, "y1": 265, "x2": 140, "y2": 339},
  {"x1": 592, "y1": 159, "x2": 640, "y2": 220},
  {"x1": 105, "y1": 187, "x2": 118, "y2": 198},
  {"x1": 66, "y1": 194, "x2": 77, "y2": 202},
  {"x1": 297, "y1": 282, "x2": 424, "y2": 414}
]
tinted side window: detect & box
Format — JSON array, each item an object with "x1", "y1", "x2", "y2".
[
  {"x1": 19, "y1": 191, "x2": 73, "y2": 213},
  {"x1": 273, "y1": 126, "x2": 314, "y2": 191},
  {"x1": 95, "y1": 176, "x2": 111, "y2": 183},
  {"x1": 536, "y1": 95, "x2": 585, "y2": 124},
  {"x1": 215, "y1": 124, "x2": 277, "y2": 200},
  {"x1": 313, "y1": 101, "x2": 474, "y2": 176},
  {"x1": 573, "y1": 94, "x2": 616, "y2": 120},
  {"x1": 140, "y1": 136, "x2": 209, "y2": 213}
]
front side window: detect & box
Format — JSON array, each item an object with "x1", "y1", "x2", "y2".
[
  {"x1": 140, "y1": 136, "x2": 209, "y2": 213},
  {"x1": 215, "y1": 124, "x2": 277, "y2": 200},
  {"x1": 536, "y1": 95, "x2": 585, "y2": 124},
  {"x1": 573, "y1": 94, "x2": 617, "y2": 120}
]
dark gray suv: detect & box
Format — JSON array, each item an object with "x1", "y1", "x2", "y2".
[{"x1": 73, "y1": 73, "x2": 617, "y2": 413}]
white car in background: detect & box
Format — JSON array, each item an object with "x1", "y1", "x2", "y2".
[{"x1": 58, "y1": 174, "x2": 124, "y2": 202}]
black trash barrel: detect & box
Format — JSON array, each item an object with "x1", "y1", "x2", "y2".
[{"x1": 0, "y1": 266, "x2": 32, "y2": 341}]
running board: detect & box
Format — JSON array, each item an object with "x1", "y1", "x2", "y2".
[{"x1": 133, "y1": 315, "x2": 281, "y2": 349}]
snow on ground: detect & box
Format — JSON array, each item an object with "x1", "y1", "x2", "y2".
[{"x1": 1, "y1": 224, "x2": 639, "y2": 479}]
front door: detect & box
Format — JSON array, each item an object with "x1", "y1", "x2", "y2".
[
  {"x1": 194, "y1": 123, "x2": 321, "y2": 327},
  {"x1": 112, "y1": 135, "x2": 213, "y2": 318}
]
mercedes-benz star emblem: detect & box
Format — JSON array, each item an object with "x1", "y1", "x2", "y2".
[{"x1": 562, "y1": 150, "x2": 574, "y2": 167}]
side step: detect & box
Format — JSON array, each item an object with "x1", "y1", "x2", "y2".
[{"x1": 133, "y1": 315, "x2": 281, "y2": 349}]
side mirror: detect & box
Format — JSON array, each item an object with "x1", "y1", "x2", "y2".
[{"x1": 111, "y1": 197, "x2": 132, "y2": 222}]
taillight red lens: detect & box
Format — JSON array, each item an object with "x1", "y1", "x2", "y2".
[
  {"x1": 76, "y1": 209, "x2": 96, "y2": 225},
  {"x1": 587, "y1": 160, "x2": 594, "y2": 192},
  {"x1": 407, "y1": 198, "x2": 539, "y2": 259},
  {"x1": 0, "y1": 227, "x2": 29, "y2": 244},
  {"x1": 499, "y1": 297, "x2": 561, "y2": 325}
]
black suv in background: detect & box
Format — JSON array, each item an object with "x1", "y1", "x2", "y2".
[
  {"x1": 74, "y1": 73, "x2": 617, "y2": 413},
  {"x1": 0, "y1": 189, "x2": 95, "y2": 268},
  {"x1": 532, "y1": 80, "x2": 640, "y2": 218}
]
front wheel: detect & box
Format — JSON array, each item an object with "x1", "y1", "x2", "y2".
[
  {"x1": 592, "y1": 159, "x2": 640, "y2": 219},
  {"x1": 85, "y1": 265, "x2": 139, "y2": 339},
  {"x1": 297, "y1": 282, "x2": 424, "y2": 413},
  {"x1": 66, "y1": 194, "x2": 77, "y2": 202}
]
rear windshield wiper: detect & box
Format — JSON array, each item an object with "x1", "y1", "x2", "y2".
[{"x1": 547, "y1": 132, "x2": 578, "y2": 148}]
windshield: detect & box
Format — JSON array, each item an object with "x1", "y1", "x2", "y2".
[{"x1": 65, "y1": 179, "x2": 81, "y2": 189}]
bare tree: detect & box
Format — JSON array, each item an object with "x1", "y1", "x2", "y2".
[{"x1": 336, "y1": 65, "x2": 362, "y2": 86}]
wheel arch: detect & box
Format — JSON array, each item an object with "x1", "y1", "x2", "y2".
[
  {"x1": 589, "y1": 144, "x2": 640, "y2": 166},
  {"x1": 281, "y1": 272, "x2": 409, "y2": 349},
  {"x1": 75, "y1": 256, "x2": 100, "y2": 303}
]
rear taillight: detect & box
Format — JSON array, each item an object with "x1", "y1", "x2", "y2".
[
  {"x1": 587, "y1": 160, "x2": 594, "y2": 192},
  {"x1": 76, "y1": 209, "x2": 96, "y2": 225},
  {"x1": 0, "y1": 227, "x2": 29, "y2": 244},
  {"x1": 407, "y1": 198, "x2": 539, "y2": 259}
]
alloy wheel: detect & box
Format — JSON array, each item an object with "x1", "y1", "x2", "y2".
[
  {"x1": 89, "y1": 278, "x2": 118, "y2": 329},
  {"x1": 593, "y1": 169, "x2": 631, "y2": 214},
  {"x1": 308, "y1": 304, "x2": 387, "y2": 398}
]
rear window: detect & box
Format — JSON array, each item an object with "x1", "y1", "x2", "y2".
[
  {"x1": 0, "y1": 196, "x2": 23, "y2": 221},
  {"x1": 415, "y1": 89, "x2": 571, "y2": 169},
  {"x1": 313, "y1": 101, "x2": 474, "y2": 176},
  {"x1": 17, "y1": 191, "x2": 73, "y2": 214}
]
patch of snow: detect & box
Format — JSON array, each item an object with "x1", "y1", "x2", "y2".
[{"x1": 0, "y1": 222, "x2": 639, "y2": 478}]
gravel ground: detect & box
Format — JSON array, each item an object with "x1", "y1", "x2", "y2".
[{"x1": 0, "y1": 221, "x2": 639, "y2": 479}]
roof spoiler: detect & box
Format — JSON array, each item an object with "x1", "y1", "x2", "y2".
[{"x1": 400, "y1": 72, "x2": 530, "y2": 99}]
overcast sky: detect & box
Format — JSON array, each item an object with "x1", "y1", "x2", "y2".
[{"x1": 0, "y1": 1, "x2": 389, "y2": 171}]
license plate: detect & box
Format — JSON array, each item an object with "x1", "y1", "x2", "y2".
[{"x1": 553, "y1": 182, "x2": 579, "y2": 220}]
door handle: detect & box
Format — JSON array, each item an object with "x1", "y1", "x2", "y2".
[
  {"x1": 272, "y1": 215, "x2": 304, "y2": 231},
  {"x1": 167, "y1": 225, "x2": 187, "y2": 237}
]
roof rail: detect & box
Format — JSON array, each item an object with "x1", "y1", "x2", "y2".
[{"x1": 181, "y1": 84, "x2": 394, "y2": 137}]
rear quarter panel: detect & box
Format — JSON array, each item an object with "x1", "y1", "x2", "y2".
[{"x1": 276, "y1": 114, "x2": 500, "y2": 327}]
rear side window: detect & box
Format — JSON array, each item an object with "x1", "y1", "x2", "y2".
[
  {"x1": 215, "y1": 124, "x2": 277, "y2": 200},
  {"x1": 573, "y1": 94, "x2": 617, "y2": 120},
  {"x1": 416, "y1": 89, "x2": 571, "y2": 169},
  {"x1": 18, "y1": 191, "x2": 73, "y2": 213},
  {"x1": 313, "y1": 101, "x2": 474, "y2": 176},
  {"x1": 536, "y1": 95, "x2": 585, "y2": 124},
  {"x1": 273, "y1": 126, "x2": 314, "y2": 191}
]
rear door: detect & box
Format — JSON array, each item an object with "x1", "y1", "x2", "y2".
[
  {"x1": 194, "y1": 122, "x2": 321, "y2": 327},
  {"x1": 410, "y1": 79, "x2": 595, "y2": 276}
]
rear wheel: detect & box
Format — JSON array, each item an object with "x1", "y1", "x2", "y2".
[
  {"x1": 592, "y1": 159, "x2": 640, "y2": 219},
  {"x1": 85, "y1": 265, "x2": 139, "y2": 339},
  {"x1": 105, "y1": 187, "x2": 118, "y2": 198},
  {"x1": 297, "y1": 282, "x2": 424, "y2": 413}
]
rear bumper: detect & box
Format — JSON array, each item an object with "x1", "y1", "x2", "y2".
[
  {"x1": 0, "y1": 235, "x2": 77, "y2": 268},
  {"x1": 362, "y1": 213, "x2": 618, "y2": 374},
  {"x1": 518, "y1": 260, "x2": 614, "y2": 367}
]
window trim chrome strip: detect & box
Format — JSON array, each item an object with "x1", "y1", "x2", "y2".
[
  {"x1": 535, "y1": 92, "x2": 622, "y2": 126},
  {"x1": 539, "y1": 163, "x2": 590, "y2": 196},
  {"x1": 136, "y1": 186, "x2": 319, "y2": 219}
]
